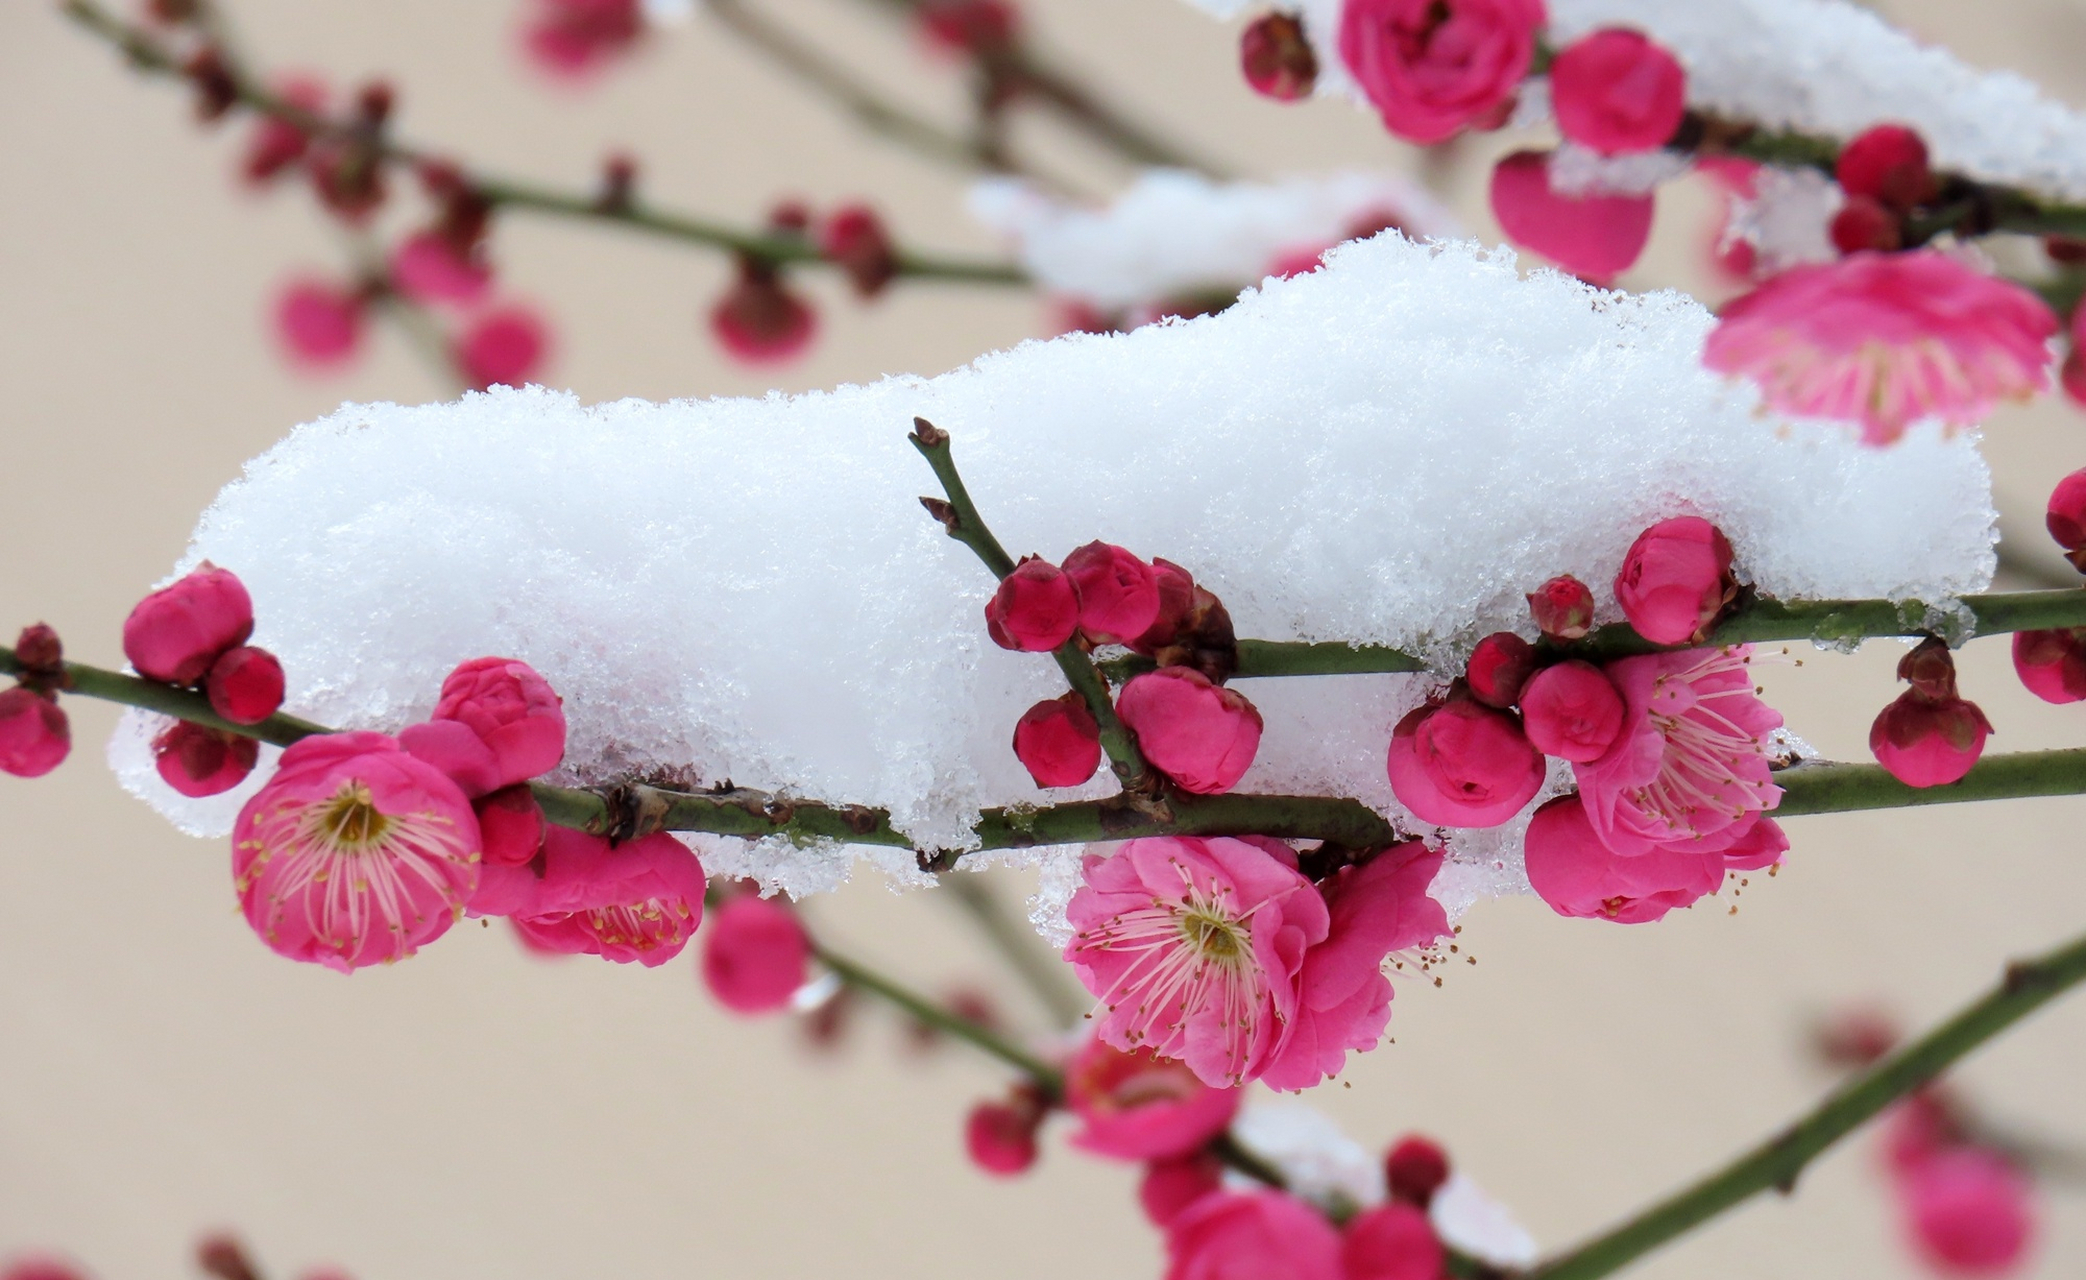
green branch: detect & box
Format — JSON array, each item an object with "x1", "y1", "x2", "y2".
[
  {"x1": 1528, "y1": 924, "x2": 2086, "y2": 1280},
  {"x1": 813, "y1": 939, "x2": 1066, "y2": 1085}
]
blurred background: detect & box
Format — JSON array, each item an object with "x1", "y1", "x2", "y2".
[{"x1": 4, "y1": 0, "x2": 2086, "y2": 1276}]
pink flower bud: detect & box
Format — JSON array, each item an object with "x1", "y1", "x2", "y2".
[
  {"x1": 1063, "y1": 541, "x2": 1161, "y2": 644},
  {"x1": 1386, "y1": 698, "x2": 1543, "y2": 828},
  {"x1": 916, "y1": 0, "x2": 1019, "y2": 55},
  {"x1": 1012, "y1": 693, "x2": 1102, "y2": 788},
  {"x1": 241, "y1": 77, "x2": 326, "y2": 185},
  {"x1": 1116, "y1": 667, "x2": 1263, "y2": 794},
  {"x1": 1385, "y1": 1134, "x2": 1450, "y2": 1207},
  {"x1": 1140, "y1": 1154, "x2": 1224, "y2": 1228},
  {"x1": 819, "y1": 205, "x2": 898, "y2": 299},
  {"x1": 474, "y1": 784, "x2": 545, "y2": 867},
  {"x1": 1167, "y1": 1191, "x2": 1343, "y2": 1280},
  {"x1": 710, "y1": 261, "x2": 818, "y2": 365},
  {"x1": 456, "y1": 305, "x2": 550, "y2": 390},
  {"x1": 427, "y1": 656, "x2": 567, "y2": 794},
  {"x1": 0, "y1": 688, "x2": 69, "y2": 778},
  {"x1": 1465, "y1": 632, "x2": 1536, "y2": 708},
  {"x1": 1837, "y1": 124, "x2": 1935, "y2": 212},
  {"x1": 1528, "y1": 574, "x2": 1596, "y2": 640},
  {"x1": 1489, "y1": 150, "x2": 1655, "y2": 284},
  {"x1": 1900, "y1": 1149, "x2": 2036, "y2": 1276},
  {"x1": 153, "y1": 720, "x2": 257, "y2": 797},
  {"x1": 1870, "y1": 689, "x2": 1991, "y2": 788},
  {"x1": 1830, "y1": 195, "x2": 1903, "y2": 255},
  {"x1": 1341, "y1": 1201, "x2": 1445, "y2": 1280},
  {"x1": 1550, "y1": 28, "x2": 1687, "y2": 156},
  {"x1": 1518, "y1": 660, "x2": 1625, "y2": 762},
  {"x1": 2045, "y1": 467, "x2": 2086, "y2": 570},
  {"x1": 2012, "y1": 629, "x2": 2086, "y2": 704},
  {"x1": 985, "y1": 558, "x2": 1080, "y2": 652},
  {"x1": 1240, "y1": 12, "x2": 1317, "y2": 101},
  {"x1": 389, "y1": 231, "x2": 492, "y2": 308},
  {"x1": 273, "y1": 277, "x2": 365, "y2": 370},
  {"x1": 1129, "y1": 558, "x2": 1197, "y2": 654},
  {"x1": 123, "y1": 564, "x2": 255, "y2": 686},
  {"x1": 1, "y1": 1256, "x2": 90, "y2": 1280},
  {"x1": 965, "y1": 1090, "x2": 1044, "y2": 1176},
  {"x1": 522, "y1": 0, "x2": 644, "y2": 79},
  {"x1": 205, "y1": 646, "x2": 285, "y2": 725},
  {"x1": 1614, "y1": 516, "x2": 1735, "y2": 645},
  {"x1": 701, "y1": 893, "x2": 811, "y2": 1015}
]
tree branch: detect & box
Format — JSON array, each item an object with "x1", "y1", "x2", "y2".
[{"x1": 1527, "y1": 924, "x2": 2086, "y2": 1280}]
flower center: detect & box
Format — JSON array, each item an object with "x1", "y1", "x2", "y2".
[
  {"x1": 1179, "y1": 904, "x2": 1246, "y2": 961},
  {"x1": 308, "y1": 780, "x2": 393, "y2": 854}
]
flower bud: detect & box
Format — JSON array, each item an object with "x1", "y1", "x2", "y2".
[
  {"x1": 123, "y1": 564, "x2": 255, "y2": 686},
  {"x1": 1901, "y1": 1149, "x2": 2035, "y2": 1276},
  {"x1": 274, "y1": 278, "x2": 366, "y2": 370},
  {"x1": 429, "y1": 656, "x2": 567, "y2": 794},
  {"x1": 916, "y1": 0, "x2": 1019, "y2": 54},
  {"x1": 965, "y1": 1088, "x2": 1045, "y2": 1176},
  {"x1": 1385, "y1": 1134, "x2": 1450, "y2": 1207},
  {"x1": 152, "y1": 720, "x2": 258, "y2": 797},
  {"x1": 2012, "y1": 628, "x2": 2086, "y2": 704},
  {"x1": 2045, "y1": 467, "x2": 2086, "y2": 571},
  {"x1": 1063, "y1": 541, "x2": 1160, "y2": 645},
  {"x1": 0, "y1": 687, "x2": 70, "y2": 778},
  {"x1": 1489, "y1": 150, "x2": 1654, "y2": 284},
  {"x1": 474, "y1": 783, "x2": 545, "y2": 867},
  {"x1": 710, "y1": 258, "x2": 818, "y2": 364},
  {"x1": 455, "y1": 306, "x2": 550, "y2": 391},
  {"x1": 1614, "y1": 516, "x2": 1736, "y2": 645},
  {"x1": 1527, "y1": 574, "x2": 1595, "y2": 640},
  {"x1": 1116, "y1": 667, "x2": 1263, "y2": 794},
  {"x1": 205, "y1": 646, "x2": 285, "y2": 725},
  {"x1": 1147, "y1": 584, "x2": 1240, "y2": 685},
  {"x1": 1896, "y1": 636, "x2": 1959, "y2": 700},
  {"x1": 819, "y1": 205, "x2": 899, "y2": 299},
  {"x1": 985, "y1": 557, "x2": 1080, "y2": 652},
  {"x1": 701, "y1": 894, "x2": 811, "y2": 1015},
  {"x1": 1139, "y1": 1153, "x2": 1224, "y2": 1227},
  {"x1": 13, "y1": 623, "x2": 64, "y2": 681},
  {"x1": 2063, "y1": 350, "x2": 2086, "y2": 412},
  {"x1": 1518, "y1": 660, "x2": 1624, "y2": 762},
  {"x1": 1239, "y1": 12, "x2": 1317, "y2": 102},
  {"x1": 1871, "y1": 642, "x2": 1991, "y2": 788},
  {"x1": 1128, "y1": 558, "x2": 1196, "y2": 654},
  {"x1": 1465, "y1": 632, "x2": 1536, "y2": 709},
  {"x1": 1342, "y1": 1201, "x2": 1445, "y2": 1280},
  {"x1": 1829, "y1": 195, "x2": 1902, "y2": 254},
  {"x1": 1549, "y1": 28, "x2": 1686, "y2": 156},
  {"x1": 1836, "y1": 124, "x2": 1935, "y2": 212},
  {"x1": 1386, "y1": 698, "x2": 1544, "y2": 828},
  {"x1": 1012, "y1": 693, "x2": 1103, "y2": 788}
]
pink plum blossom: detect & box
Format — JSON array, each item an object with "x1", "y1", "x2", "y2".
[
  {"x1": 1342, "y1": 1201, "x2": 1446, "y2": 1280},
  {"x1": 507, "y1": 827, "x2": 706, "y2": 966},
  {"x1": 388, "y1": 231, "x2": 492, "y2": 308},
  {"x1": 123, "y1": 564, "x2": 254, "y2": 686},
  {"x1": 205, "y1": 646, "x2": 285, "y2": 725},
  {"x1": 1614, "y1": 516, "x2": 1735, "y2": 646},
  {"x1": 1165, "y1": 1191, "x2": 1344, "y2": 1280},
  {"x1": 273, "y1": 278, "x2": 365, "y2": 370},
  {"x1": 455, "y1": 305, "x2": 550, "y2": 390},
  {"x1": 154, "y1": 720, "x2": 258, "y2": 797},
  {"x1": 1386, "y1": 697, "x2": 1544, "y2": 828},
  {"x1": 0, "y1": 688, "x2": 69, "y2": 779},
  {"x1": 1064, "y1": 1038, "x2": 1240, "y2": 1161},
  {"x1": 522, "y1": 0, "x2": 643, "y2": 79},
  {"x1": 1519, "y1": 660, "x2": 1625, "y2": 762},
  {"x1": 965, "y1": 1088, "x2": 1045, "y2": 1176},
  {"x1": 1524, "y1": 794, "x2": 1785, "y2": 923},
  {"x1": 1116, "y1": 667, "x2": 1263, "y2": 795},
  {"x1": 1063, "y1": 541, "x2": 1161, "y2": 645},
  {"x1": 1574, "y1": 646, "x2": 1783, "y2": 857},
  {"x1": 1337, "y1": 0, "x2": 1544, "y2": 144},
  {"x1": 1141, "y1": 1153, "x2": 1224, "y2": 1227},
  {"x1": 232, "y1": 730, "x2": 482, "y2": 971},
  {"x1": 1259, "y1": 844, "x2": 1448, "y2": 1091},
  {"x1": 1703, "y1": 251, "x2": 2059, "y2": 446},
  {"x1": 473, "y1": 784, "x2": 545, "y2": 867},
  {"x1": 986, "y1": 557, "x2": 1079, "y2": 652},
  {"x1": 701, "y1": 893, "x2": 811, "y2": 1014},
  {"x1": 1464, "y1": 632, "x2": 1536, "y2": 709},
  {"x1": 1064, "y1": 836, "x2": 1328, "y2": 1087},
  {"x1": 1489, "y1": 150, "x2": 1654, "y2": 283},
  {"x1": 1900, "y1": 1149, "x2": 2036, "y2": 1276},
  {"x1": 1012, "y1": 693, "x2": 1102, "y2": 788},
  {"x1": 1549, "y1": 28, "x2": 1686, "y2": 155}
]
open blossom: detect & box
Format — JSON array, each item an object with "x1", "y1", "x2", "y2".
[
  {"x1": 1166, "y1": 1191, "x2": 1343, "y2": 1280},
  {"x1": 0, "y1": 688, "x2": 69, "y2": 778},
  {"x1": 1063, "y1": 541, "x2": 1160, "y2": 645},
  {"x1": 1703, "y1": 251, "x2": 2059, "y2": 446},
  {"x1": 701, "y1": 893, "x2": 811, "y2": 1014},
  {"x1": 1549, "y1": 28, "x2": 1686, "y2": 155},
  {"x1": 1065, "y1": 1038, "x2": 1239, "y2": 1160},
  {"x1": 1338, "y1": 0, "x2": 1544, "y2": 144},
  {"x1": 1575, "y1": 646, "x2": 1783, "y2": 857},
  {"x1": 1614, "y1": 516, "x2": 1736, "y2": 646},
  {"x1": 1386, "y1": 697, "x2": 1544, "y2": 828},
  {"x1": 123, "y1": 563, "x2": 254, "y2": 686},
  {"x1": 1259, "y1": 844, "x2": 1448, "y2": 1091},
  {"x1": 1116, "y1": 667, "x2": 1263, "y2": 795},
  {"x1": 1489, "y1": 150, "x2": 1654, "y2": 283},
  {"x1": 508, "y1": 827, "x2": 707, "y2": 966},
  {"x1": 1524, "y1": 794, "x2": 1786, "y2": 923},
  {"x1": 233, "y1": 731, "x2": 482, "y2": 971},
  {"x1": 1899, "y1": 1148, "x2": 2036, "y2": 1276},
  {"x1": 1065, "y1": 836, "x2": 1328, "y2": 1087}
]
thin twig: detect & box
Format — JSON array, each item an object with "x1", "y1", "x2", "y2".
[
  {"x1": 1527, "y1": 924, "x2": 2086, "y2": 1280},
  {"x1": 940, "y1": 873, "x2": 1090, "y2": 1026}
]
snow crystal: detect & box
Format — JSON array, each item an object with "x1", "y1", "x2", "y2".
[
  {"x1": 1547, "y1": 143, "x2": 1692, "y2": 198},
  {"x1": 1723, "y1": 164, "x2": 1841, "y2": 275},
  {"x1": 967, "y1": 169, "x2": 1459, "y2": 310},
  {"x1": 110, "y1": 233, "x2": 1995, "y2": 911},
  {"x1": 1227, "y1": 1100, "x2": 1385, "y2": 1210},
  {"x1": 1431, "y1": 1173, "x2": 1540, "y2": 1269},
  {"x1": 1181, "y1": 0, "x2": 2086, "y2": 202}
]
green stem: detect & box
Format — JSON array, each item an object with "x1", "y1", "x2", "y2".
[
  {"x1": 61, "y1": 0, "x2": 1028, "y2": 289},
  {"x1": 940, "y1": 874, "x2": 1091, "y2": 1027},
  {"x1": 1527, "y1": 925, "x2": 2086, "y2": 1280},
  {"x1": 812, "y1": 939, "x2": 1066, "y2": 1086},
  {"x1": 1772, "y1": 750, "x2": 2086, "y2": 816}
]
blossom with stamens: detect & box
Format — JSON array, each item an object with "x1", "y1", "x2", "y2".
[
  {"x1": 1064, "y1": 836, "x2": 1328, "y2": 1088},
  {"x1": 1574, "y1": 645, "x2": 1783, "y2": 858},
  {"x1": 1703, "y1": 251, "x2": 2058, "y2": 446},
  {"x1": 508, "y1": 826, "x2": 706, "y2": 966},
  {"x1": 232, "y1": 731, "x2": 482, "y2": 971}
]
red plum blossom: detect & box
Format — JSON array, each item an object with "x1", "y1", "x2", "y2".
[
  {"x1": 1063, "y1": 541, "x2": 1161, "y2": 645},
  {"x1": 1837, "y1": 125, "x2": 1936, "y2": 212},
  {"x1": 2045, "y1": 467, "x2": 2086, "y2": 570},
  {"x1": 1064, "y1": 1038, "x2": 1239, "y2": 1160},
  {"x1": 1613, "y1": 516, "x2": 1735, "y2": 646},
  {"x1": 2012, "y1": 629, "x2": 2086, "y2": 704},
  {"x1": 986, "y1": 557, "x2": 1080, "y2": 652},
  {"x1": 1116, "y1": 667, "x2": 1263, "y2": 794},
  {"x1": 1464, "y1": 632, "x2": 1536, "y2": 709},
  {"x1": 965, "y1": 1087, "x2": 1046, "y2": 1176},
  {"x1": 1518, "y1": 660, "x2": 1625, "y2": 762},
  {"x1": 456, "y1": 305, "x2": 550, "y2": 390},
  {"x1": 1337, "y1": 0, "x2": 1544, "y2": 144},
  {"x1": 1900, "y1": 1149, "x2": 2036, "y2": 1276},
  {"x1": 0, "y1": 688, "x2": 69, "y2": 779},
  {"x1": 1550, "y1": 28, "x2": 1686, "y2": 155},
  {"x1": 1013, "y1": 693, "x2": 1103, "y2": 788},
  {"x1": 1489, "y1": 151, "x2": 1654, "y2": 282},
  {"x1": 123, "y1": 564, "x2": 254, "y2": 686},
  {"x1": 1341, "y1": 1201, "x2": 1446, "y2": 1280},
  {"x1": 205, "y1": 646, "x2": 285, "y2": 725},
  {"x1": 701, "y1": 893, "x2": 811, "y2": 1014},
  {"x1": 507, "y1": 827, "x2": 706, "y2": 966},
  {"x1": 1165, "y1": 1190, "x2": 1343, "y2": 1280},
  {"x1": 1386, "y1": 1134, "x2": 1451, "y2": 1206},
  {"x1": 273, "y1": 278, "x2": 365, "y2": 370},
  {"x1": 1386, "y1": 697, "x2": 1544, "y2": 828},
  {"x1": 154, "y1": 720, "x2": 259, "y2": 797},
  {"x1": 1524, "y1": 794, "x2": 1786, "y2": 923}
]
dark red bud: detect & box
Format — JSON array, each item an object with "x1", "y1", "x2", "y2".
[
  {"x1": 1386, "y1": 1135, "x2": 1451, "y2": 1207},
  {"x1": 1240, "y1": 12, "x2": 1317, "y2": 102},
  {"x1": 1465, "y1": 632, "x2": 1537, "y2": 708}
]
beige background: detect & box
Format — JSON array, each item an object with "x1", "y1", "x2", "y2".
[{"x1": 5, "y1": 1, "x2": 2086, "y2": 1276}]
